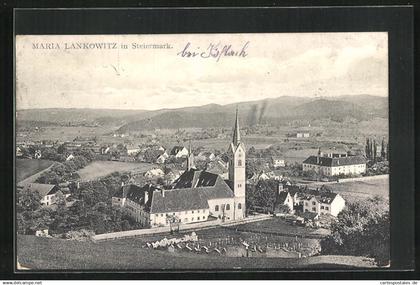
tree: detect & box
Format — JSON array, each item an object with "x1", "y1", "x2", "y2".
[
  {"x1": 17, "y1": 188, "x2": 42, "y2": 212},
  {"x1": 373, "y1": 140, "x2": 377, "y2": 161},
  {"x1": 381, "y1": 138, "x2": 386, "y2": 159},
  {"x1": 365, "y1": 138, "x2": 370, "y2": 159},
  {"x1": 247, "y1": 179, "x2": 278, "y2": 212},
  {"x1": 321, "y1": 198, "x2": 390, "y2": 266}
]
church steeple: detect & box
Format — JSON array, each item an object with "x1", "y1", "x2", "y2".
[
  {"x1": 233, "y1": 106, "x2": 241, "y2": 145},
  {"x1": 187, "y1": 139, "x2": 195, "y2": 171}
]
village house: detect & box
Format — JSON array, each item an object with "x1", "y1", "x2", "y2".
[
  {"x1": 170, "y1": 146, "x2": 189, "y2": 158},
  {"x1": 62, "y1": 141, "x2": 83, "y2": 153},
  {"x1": 296, "y1": 132, "x2": 310, "y2": 138},
  {"x1": 196, "y1": 151, "x2": 216, "y2": 162},
  {"x1": 126, "y1": 145, "x2": 141, "y2": 156},
  {"x1": 16, "y1": 146, "x2": 23, "y2": 158},
  {"x1": 274, "y1": 190, "x2": 294, "y2": 215},
  {"x1": 156, "y1": 151, "x2": 169, "y2": 164},
  {"x1": 19, "y1": 183, "x2": 61, "y2": 206},
  {"x1": 66, "y1": 154, "x2": 75, "y2": 161},
  {"x1": 271, "y1": 157, "x2": 285, "y2": 168},
  {"x1": 100, "y1": 146, "x2": 111, "y2": 155},
  {"x1": 276, "y1": 183, "x2": 346, "y2": 217},
  {"x1": 301, "y1": 191, "x2": 345, "y2": 217},
  {"x1": 302, "y1": 149, "x2": 366, "y2": 176},
  {"x1": 144, "y1": 168, "x2": 165, "y2": 179}
]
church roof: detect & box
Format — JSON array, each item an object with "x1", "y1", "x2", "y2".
[
  {"x1": 172, "y1": 169, "x2": 234, "y2": 200},
  {"x1": 114, "y1": 184, "x2": 157, "y2": 210},
  {"x1": 150, "y1": 188, "x2": 209, "y2": 214}
]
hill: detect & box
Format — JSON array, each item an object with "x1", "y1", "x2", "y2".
[
  {"x1": 117, "y1": 96, "x2": 387, "y2": 132},
  {"x1": 16, "y1": 95, "x2": 388, "y2": 131}
]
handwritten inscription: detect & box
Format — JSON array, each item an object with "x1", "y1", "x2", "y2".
[{"x1": 177, "y1": 41, "x2": 250, "y2": 61}]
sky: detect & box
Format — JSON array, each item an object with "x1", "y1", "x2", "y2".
[{"x1": 16, "y1": 32, "x2": 388, "y2": 110}]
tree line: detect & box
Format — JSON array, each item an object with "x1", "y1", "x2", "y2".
[
  {"x1": 17, "y1": 171, "x2": 143, "y2": 236},
  {"x1": 365, "y1": 138, "x2": 388, "y2": 162}
]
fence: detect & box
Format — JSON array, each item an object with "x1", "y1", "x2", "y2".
[
  {"x1": 92, "y1": 214, "x2": 272, "y2": 241},
  {"x1": 92, "y1": 219, "x2": 222, "y2": 241}
]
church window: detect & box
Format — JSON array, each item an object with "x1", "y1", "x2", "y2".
[
  {"x1": 203, "y1": 216, "x2": 206, "y2": 220},
  {"x1": 226, "y1": 204, "x2": 230, "y2": 210},
  {"x1": 192, "y1": 210, "x2": 194, "y2": 214},
  {"x1": 198, "y1": 217, "x2": 200, "y2": 220},
  {"x1": 197, "y1": 210, "x2": 200, "y2": 213},
  {"x1": 238, "y1": 203, "x2": 242, "y2": 209},
  {"x1": 238, "y1": 160, "x2": 242, "y2": 166},
  {"x1": 215, "y1": 205, "x2": 219, "y2": 211},
  {"x1": 312, "y1": 207, "x2": 316, "y2": 212}
]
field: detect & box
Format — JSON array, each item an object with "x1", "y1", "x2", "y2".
[
  {"x1": 233, "y1": 218, "x2": 330, "y2": 237},
  {"x1": 324, "y1": 176, "x2": 389, "y2": 203},
  {"x1": 16, "y1": 159, "x2": 55, "y2": 182},
  {"x1": 77, "y1": 161, "x2": 156, "y2": 181},
  {"x1": 17, "y1": 234, "x2": 377, "y2": 270}
]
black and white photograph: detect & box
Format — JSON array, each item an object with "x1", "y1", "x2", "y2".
[{"x1": 14, "y1": 32, "x2": 393, "y2": 270}]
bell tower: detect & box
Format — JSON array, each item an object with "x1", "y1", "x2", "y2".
[{"x1": 228, "y1": 107, "x2": 246, "y2": 219}]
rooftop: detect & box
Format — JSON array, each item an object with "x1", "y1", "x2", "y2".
[{"x1": 303, "y1": 155, "x2": 366, "y2": 167}]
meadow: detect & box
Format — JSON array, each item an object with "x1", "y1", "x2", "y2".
[
  {"x1": 324, "y1": 176, "x2": 389, "y2": 203},
  {"x1": 17, "y1": 233, "x2": 376, "y2": 270},
  {"x1": 76, "y1": 161, "x2": 156, "y2": 181},
  {"x1": 16, "y1": 159, "x2": 55, "y2": 182}
]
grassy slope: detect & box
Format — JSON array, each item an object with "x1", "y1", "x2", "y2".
[
  {"x1": 324, "y1": 176, "x2": 389, "y2": 203},
  {"x1": 233, "y1": 218, "x2": 330, "y2": 237},
  {"x1": 76, "y1": 161, "x2": 156, "y2": 181},
  {"x1": 16, "y1": 159, "x2": 55, "y2": 182},
  {"x1": 17, "y1": 235, "x2": 377, "y2": 270}
]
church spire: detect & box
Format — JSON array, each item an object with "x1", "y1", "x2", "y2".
[
  {"x1": 233, "y1": 106, "x2": 241, "y2": 145},
  {"x1": 187, "y1": 139, "x2": 195, "y2": 171}
]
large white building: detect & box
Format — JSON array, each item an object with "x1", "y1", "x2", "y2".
[
  {"x1": 112, "y1": 108, "x2": 246, "y2": 227},
  {"x1": 302, "y1": 150, "x2": 366, "y2": 176}
]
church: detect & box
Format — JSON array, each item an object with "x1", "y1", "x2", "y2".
[{"x1": 112, "y1": 108, "x2": 247, "y2": 227}]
